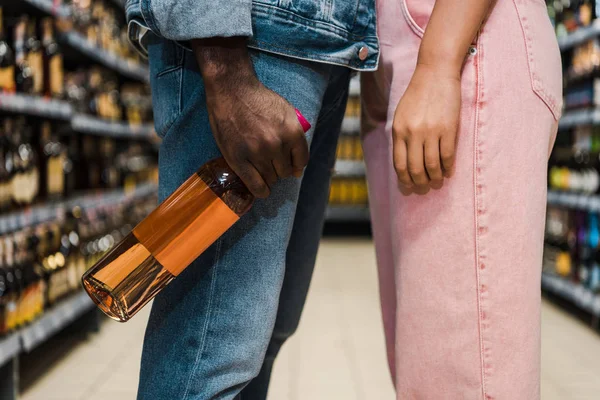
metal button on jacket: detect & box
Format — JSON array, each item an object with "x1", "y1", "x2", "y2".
[{"x1": 358, "y1": 46, "x2": 369, "y2": 61}]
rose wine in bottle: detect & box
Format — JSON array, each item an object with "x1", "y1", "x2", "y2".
[{"x1": 82, "y1": 110, "x2": 311, "y2": 322}]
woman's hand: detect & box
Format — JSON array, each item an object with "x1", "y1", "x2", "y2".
[{"x1": 392, "y1": 63, "x2": 461, "y2": 192}]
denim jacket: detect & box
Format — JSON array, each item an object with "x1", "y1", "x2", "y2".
[{"x1": 125, "y1": 0, "x2": 379, "y2": 71}]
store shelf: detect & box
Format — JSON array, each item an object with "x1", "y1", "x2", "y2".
[
  {"x1": 0, "y1": 291, "x2": 97, "y2": 368},
  {"x1": 325, "y1": 206, "x2": 370, "y2": 222},
  {"x1": 334, "y1": 160, "x2": 365, "y2": 177},
  {"x1": 558, "y1": 108, "x2": 600, "y2": 130},
  {"x1": 558, "y1": 21, "x2": 600, "y2": 52},
  {"x1": 59, "y1": 31, "x2": 149, "y2": 83},
  {"x1": 0, "y1": 94, "x2": 73, "y2": 120},
  {"x1": 542, "y1": 272, "x2": 600, "y2": 317},
  {"x1": 71, "y1": 114, "x2": 155, "y2": 140},
  {"x1": 341, "y1": 116, "x2": 360, "y2": 135},
  {"x1": 0, "y1": 334, "x2": 20, "y2": 368},
  {"x1": 546, "y1": 190, "x2": 600, "y2": 212},
  {"x1": 20, "y1": 292, "x2": 94, "y2": 352},
  {"x1": 0, "y1": 182, "x2": 157, "y2": 235},
  {"x1": 22, "y1": 0, "x2": 71, "y2": 18}
]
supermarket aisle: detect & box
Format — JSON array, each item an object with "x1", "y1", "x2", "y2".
[{"x1": 20, "y1": 239, "x2": 600, "y2": 400}]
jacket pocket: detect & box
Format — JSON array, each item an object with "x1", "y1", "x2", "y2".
[
  {"x1": 146, "y1": 33, "x2": 186, "y2": 138},
  {"x1": 513, "y1": 0, "x2": 563, "y2": 120},
  {"x1": 400, "y1": 0, "x2": 435, "y2": 38}
]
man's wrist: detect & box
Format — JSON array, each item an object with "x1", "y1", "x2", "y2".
[{"x1": 191, "y1": 37, "x2": 257, "y2": 92}]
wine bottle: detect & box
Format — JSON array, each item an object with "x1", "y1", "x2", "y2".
[
  {"x1": 13, "y1": 18, "x2": 33, "y2": 95},
  {"x1": 42, "y1": 17, "x2": 64, "y2": 98},
  {"x1": 0, "y1": 124, "x2": 11, "y2": 211},
  {"x1": 0, "y1": 241, "x2": 8, "y2": 335},
  {"x1": 0, "y1": 7, "x2": 15, "y2": 93},
  {"x1": 2, "y1": 237, "x2": 18, "y2": 332},
  {"x1": 40, "y1": 122, "x2": 66, "y2": 200},
  {"x1": 82, "y1": 110, "x2": 311, "y2": 322},
  {"x1": 25, "y1": 18, "x2": 44, "y2": 95}
]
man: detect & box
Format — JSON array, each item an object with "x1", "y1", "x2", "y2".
[{"x1": 125, "y1": 0, "x2": 378, "y2": 398}]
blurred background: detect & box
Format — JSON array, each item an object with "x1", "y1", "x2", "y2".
[{"x1": 0, "y1": 0, "x2": 598, "y2": 399}]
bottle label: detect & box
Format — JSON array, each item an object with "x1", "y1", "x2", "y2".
[
  {"x1": 27, "y1": 52, "x2": 43, "y2": 94},
  {"x1": 132, "y1": 174, "x2": 239, "y2": 276},
  {"x1": 50, "y1": 55, "x2": 64, "y2": 96},
  {"x1": 0, "y1": 66, "x2": 15, "y2": 91},
  {"x1": 48, "y1": 154, "x2": 65, "y2": 195}
]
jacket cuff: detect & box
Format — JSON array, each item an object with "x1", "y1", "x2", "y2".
[{"x1": 140, "y1": 0, "x2": 253, "y2": 41}]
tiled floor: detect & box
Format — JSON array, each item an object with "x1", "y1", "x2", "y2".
[{"x1": 19, "y1": 238, "x2": 600, "y2": 400}]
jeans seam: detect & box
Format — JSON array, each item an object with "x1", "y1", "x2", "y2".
[
  {"x1": 473, "y1": 40, "x2": 489, "y2": 400},
  {"x1": 156, "y1": 65, "x2": 182, "y2": 78},
  {"x1": 178, "y1": 52, "x2": 185, "y2": 114},
  {"x1": 181, "y1": 238, "x2": 223, "y2": 400}
]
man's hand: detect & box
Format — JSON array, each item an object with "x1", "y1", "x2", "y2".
[
  {"x1": 192, "y1": 37, "x2": 308, "y2": 199},
  {"x1": 392, "y1": 63, "x2": 460, "y2": 192}
]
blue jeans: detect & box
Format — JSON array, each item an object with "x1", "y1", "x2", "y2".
[{"x1": 137, "y1": 34, "x2": 350, "y2": 400}]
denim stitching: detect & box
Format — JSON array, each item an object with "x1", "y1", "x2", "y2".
[
  {"x1": 155, "y1": 65, "x2": 182, "y2": 78},
  {"x1": 512, "y1": 0, "x2": 561, "y2": 121},
  {"x1": 140, "y1": 0, "x2": 160, "y2": 36},
  {"x1": 181, "y1": 238, "x2": 223, "y2": 400},
  {"x1": 178, "y1": 52, "x2": 184, "y2": 117},
  {"x1": 473, "y1": 39, "x2": 490, "y2": 400}
]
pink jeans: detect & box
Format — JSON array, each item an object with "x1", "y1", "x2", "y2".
[{"x1": 361, "y1": 1, "x2": 562, "y2": 398}]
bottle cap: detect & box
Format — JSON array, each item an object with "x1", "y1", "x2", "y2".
[{"x1": 295, "y1": 109, "x2": 311, "y2": 133}]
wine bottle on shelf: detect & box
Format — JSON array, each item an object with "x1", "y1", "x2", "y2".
[
  {"x1": 80, "y1": 135, "x2": 101, "y2": 190},
  {"x1": 13, "y1": 233, "x2": 27, "y2": 327},
  {"x1": 63, "y1": 212, "x2": 83, "y2": 292},
  {"x1": 41, "y1": 17, "x2": 64, "y2": 98},
  {"x1": 28, "y1": 232, "x2": 45, "y2": 320},
  {"x1": 63, "y1": 136, "x2": 78, "y2": 198},
  {"x1": 2, "y1": 237, "x2": 19, "y2": 332},
  {"x1": 0, "y1": 7, "x2": 15, "y2": 93},
  {"x1": 0, "y1": 124, "x2": 11, "y2": 211},
  {"x1": 0, "y1": 241, "x2": 8, "y2": 335},
  {"x1": 82, "y1": 110, "x2": 311, "y2": 322},
  {"x1": 100, "y1": 138, "x2": 119, "y2": 189},
  {"x1": 40, "y1": 122, "x2": 66, "y2": 201},
  {"x1": 9, "y1": 120, "x2": 26, "y2": 208},
  {"x1": 13, "y1": 17, "x2": 33, "y2": 94},
  {"x1": 19, "y1": 119, "x2": 40, "y2": 206},
  {"x1": 45, "y1": 224, "x2": 64, "y2": 305},
  {"x1": 25, "y1": 17, "x2": 44, "y2": 95}
]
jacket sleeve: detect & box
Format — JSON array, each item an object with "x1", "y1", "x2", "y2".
[{"x1": 127, "y1": 0, "x2": 253, "y2": 41}]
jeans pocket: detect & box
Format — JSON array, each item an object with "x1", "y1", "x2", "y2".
[
  {"x1": 513, "y1": 0, "x2": 563, "y2": 120},
  {"x1": 400, "y1": 0, "x2": 435, "y2": 38},
  {"x1": 146, "y1": 34, "x2": 186, "y2": 138}
]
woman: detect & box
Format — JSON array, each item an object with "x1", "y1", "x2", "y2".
[{"x1": 361, "y1": 0, "x2": 562, "y2": 398}]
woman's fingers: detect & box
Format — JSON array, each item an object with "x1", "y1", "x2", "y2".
[
  {"x1": 407, "y1": 139, "x2": 430, "y2": 187},
  {"x1": 424, "y1": 139, "x2": 443, "y2": 183},
  {"x1": 393, "y1": 139, "x2": 412, "y2": 187},
  {"x1": 440, "y1": 131, "x2": 457, "y2": 177}
]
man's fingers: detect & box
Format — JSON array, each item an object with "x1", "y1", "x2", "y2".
[
  {"x1": 407, "y1": 139, "x2": 429, "y2": 186},
  {"x1": 235, "y1": 162, "x2": 271, "y2": 198},
  {"x1": 272, "y1": 150, "x2": 294, "y2": 179},
  {"x1": 424, "y1": 139, "x2": 443, "y2": 183},
  {"x1": 440, "y1": 133, "x2": 457, "y2": 177},
  {"x1": 290, "y1": 137, "x2": 309, "y2": 178},
  {"x1": 393, "y1": 139, "x2": 412, "y2": 188},
  {"x1": 253, "y1": 158, "x2": 278, "y2": 189}
]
